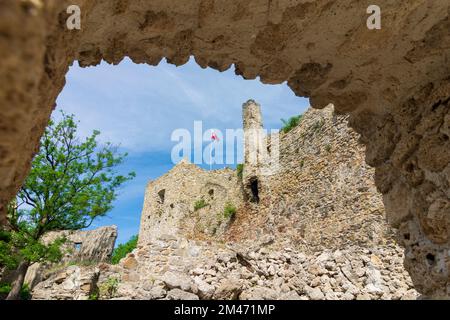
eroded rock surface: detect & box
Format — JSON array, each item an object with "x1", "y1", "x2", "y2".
[
  {"x1": 352, "y1": 81, "x2": 450, "y2": 297},
  {"x1": 32, "y1": 265, "x2": 99, "y2": 300}
]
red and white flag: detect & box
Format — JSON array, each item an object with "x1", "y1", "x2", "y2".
[{"x1": 211, "y1": 130, "x2": 220, "y2": 141}]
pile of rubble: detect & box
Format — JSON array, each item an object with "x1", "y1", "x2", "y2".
[
  {"x1": 30, "y1": 233, "x2": 418, "y2": 300},
  {"x1": 102, "y1": 236, "x2": 417, "y2": 300}
]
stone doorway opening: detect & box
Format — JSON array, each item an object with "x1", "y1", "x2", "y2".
[
  {"x1": 158, "y1": 189, "x2": 166, "y2": 204},
  {"x1": 248, "y1": 177, "x2": 260, "y2": 204}
]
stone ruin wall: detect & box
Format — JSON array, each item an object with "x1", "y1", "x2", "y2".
[
  {"x1": 0, "y1": 0, "x2": 448, "y2": 297},
  {"x1": 29, "y1": 226, "x2": 116, "y2": 299},
  {"x1": 1, "y1": 226, "x2": 117, "y2": 290},
  {"x1": 138, "y1": 160, "x2": 243, "y2": 246},
  {"x1": 227, "y1": 102, "x2": 390, "y2": 253},
  {"x1": 41, "y1": 225, "x2": 118, "y2": 264},
  {"x1": 29, "y1": 226, "x2": 117, "y2": 288}
]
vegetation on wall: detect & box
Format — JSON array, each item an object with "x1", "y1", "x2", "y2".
[
  {"x1": 111, "y1": 235, "x2": 138, "y2": 265},
  {"x1": 223, "y1": 202, "x2": 237, "y2": 220},
  {"x1": 311, "y1": 119, "x2": 325, "y2": 133},
  {"x1": 299, "y1": 159, "x2": 305, "y2": 168},
  {"x1": 236, "y1": 164, "x2": 244, "y2": 179},
  {"x1": 194, "y1": 199, "x2": 208, "y2": 211},
  {"x1": 281, "y1": 115, "x2": 303, "y2": 134}
]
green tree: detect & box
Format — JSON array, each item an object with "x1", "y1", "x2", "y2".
[
  {"x1": 111, "y1": 235, "x2": 138, "y2": 264},
  {"x1": 1, "y1": 112, "x2": 135, "y2": 300}
]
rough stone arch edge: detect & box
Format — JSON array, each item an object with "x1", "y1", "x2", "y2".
[{"x1": 0, "y1": 0, "x2": 449, "y2": 297}]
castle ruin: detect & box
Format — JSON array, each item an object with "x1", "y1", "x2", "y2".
[
  {"x1": 25, "y1": 101, "x2": 421, "y2": 300},
  {"x1": 138, "y1": 100, "x2": 390, "y2": 251},
  {"x1": 111, "y1": 101, "x2": 416, "y2": 300}
]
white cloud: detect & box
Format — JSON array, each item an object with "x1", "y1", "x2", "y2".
[{"x1": 56, "y1": 57, "x2": 309, "y2": 153}]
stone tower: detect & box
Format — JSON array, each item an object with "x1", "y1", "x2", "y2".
[{"x1": 242, "y1": 100, "x2": 264, "y2": 203}]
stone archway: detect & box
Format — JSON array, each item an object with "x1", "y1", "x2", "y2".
[{"x1": 0, "y1": 0, "x2": 448, "y2": 297}]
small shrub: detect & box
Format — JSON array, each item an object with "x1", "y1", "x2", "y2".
[
  {"x1": 194, "y1": 199, "x2": 208, "y2": 211},
  {"x1": 20, "y1": 284, "x2": 31, "y2": 300},
  {"x1": 281, "y1": 115, "x2": 303, "y2": 134},
  {"x1": 111, "y1": 235, "x2": 138, "y2": 265},
  {"x1": 0, "y1": 284, "x2": 11, "y2": 296},
  {"x1": 99, "y1": 277, "x2": 119, "y2": 299},
  {"x1": 325, "y1": 144, "x2": 332, "y2": 152},
  {"x1": 311, "y1": 119, "x2": 324, "y2": 133},
  {"x1": 236, "y1": 164, "x2": 244, "y2": 179},
  {"x1": 88, "y1": 290, "x2": 99, "y2": 300},
  {"x1": 223, "y1": 202, "x2": 237, "y2": 220}
]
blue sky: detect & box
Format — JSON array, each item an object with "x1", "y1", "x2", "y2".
[{"x1": 55, "y1": 57, "x2": 309, "y2": 245}]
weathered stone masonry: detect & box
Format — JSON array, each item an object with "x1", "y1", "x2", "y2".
[
  {"x1": 138, "y1": 160, "x2": 243, "y2": 246},
  {"x1": 0, "y1": 0, "x2": 449, "y2": 296},
  {"x1": 231, "y1": 103, "x2": 391, "y2": 253}
]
